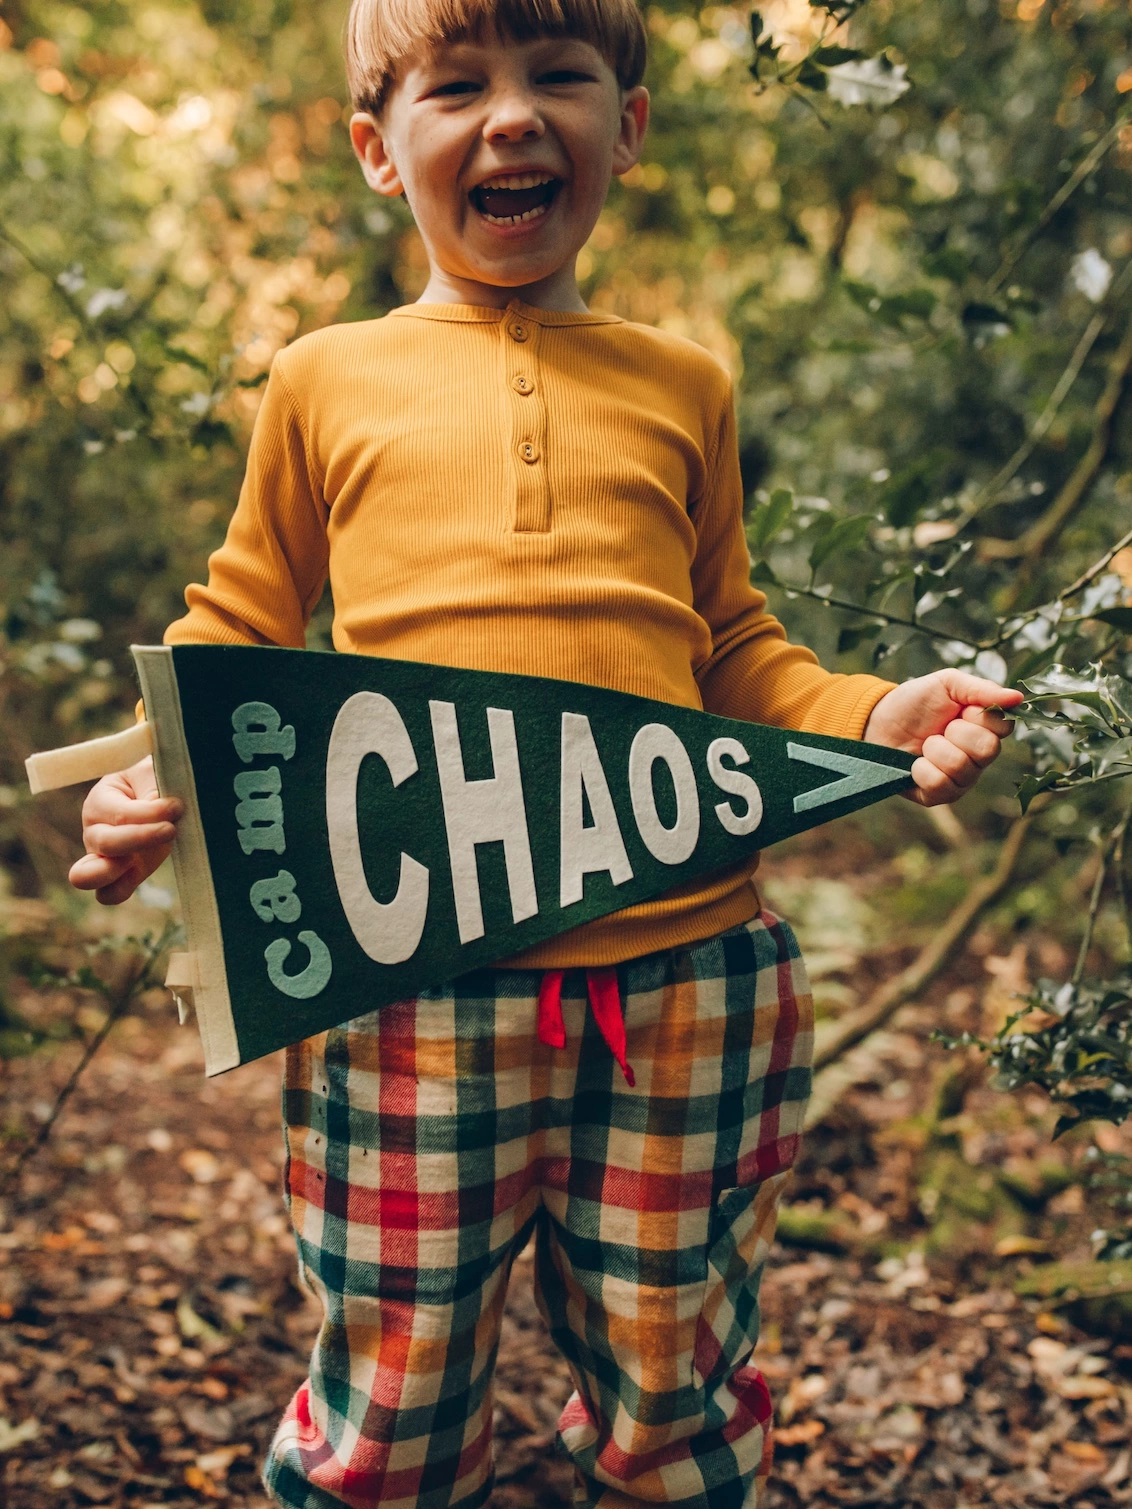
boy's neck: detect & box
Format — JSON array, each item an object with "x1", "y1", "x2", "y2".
[{"x1": 417, "y1": 262, "x2": 589, "y2": 313}]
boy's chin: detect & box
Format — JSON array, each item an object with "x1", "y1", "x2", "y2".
[{"x1": 465, "y1": 247, "x2": 577, "y2": 290}]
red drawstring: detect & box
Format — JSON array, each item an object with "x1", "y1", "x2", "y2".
[
  {"x1": 537, "y1": 969, "x2": 567, "y2": 1049},
  {"x1": 536, "y1": 967, "x2": 635, "y2": 1088}
]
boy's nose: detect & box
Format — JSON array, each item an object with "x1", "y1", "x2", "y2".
[{"x1": 484, "y1": 89, "x2": 545, "y2": 142}]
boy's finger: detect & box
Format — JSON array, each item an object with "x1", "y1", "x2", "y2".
[
  {"x1": 939, "y1": 670, "x2": 1025, "y2": 709},
  {"x1": 960, "y1": 705, "x2": 1014, "y2": 738},
  {"x1": 907, "y1": 755, "x2": 962, "y2": 806},
  {"x1": 83, "y1": 820, "x2": 179, "y2": 857},
  {"x1": 96, "y1": 865, "x2": 147, "y2": 906},
  {"x1": 69, "y1": 852, "x2": 135, "y2": 891},
  {"x1": 921, "y1": 734, "x2": 980, "y2": 789},
  {"x1": 84, "y1": 791, "x2": 182, "y2": 827},
  {"x1": 943, "y1": 719, "x2": 1000, "y2": 767}
]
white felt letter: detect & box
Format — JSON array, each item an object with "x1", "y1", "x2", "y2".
[
  {"x1": 326, "y1": 692, "x2": 430, "y2": 965},
  {"x1": 559, "y1": 713, "x2": 634, "y2": 906},
  {"x1": 429, "y1": 701, "x2": 538, "y2": 944},
  {"x1": 706, "y1": 737, "x2": 764, "y2": 837},
  {"x1": 628, "y1": 724, "x2": 700, "y2": 865}
]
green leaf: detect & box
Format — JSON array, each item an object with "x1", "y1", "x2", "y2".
[
  {"x1": 749, "y1": 487, "x2": 793, "y2": 551},
  {"x1": 750, "y1": 558, "x2": 780, "y2": 586},
  {"x1": 837, "y1": 621, "x2": 883, "y2": 653},
  {"x1": 812, "y1": 45, "x2": 862, "y2": 65},
  {"x1": 809, "y1": 513, "x2": 873, "y2": 572},
  {"x1": 879, "y1": 452, "x2": 952, "y2": 528},
  {"x1": 1092, "y1": 607, "x2": 1132, "y2": 632},
  {"x1": 797, "y1": 58, "x2": 828, "y2": 90},
  {"x1": 1016, "y1": 770, "x2": 1061, "y2": 813},
  {"x1": 962, "y1": 301, "x2": 1013, "y2": 333},
  {"x1": 922, "y1": 247, "x2": 971, "y2": 284},
  {"x1": 750, "y1": 10, "x2": 763, "y2": 42},
  {"x1": 843, "y1": 279, "x2": 936, "y2": 330}
]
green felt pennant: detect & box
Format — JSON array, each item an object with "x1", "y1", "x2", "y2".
[{"x1": 134, "y1": 645, "x2": 913, "y2": 1073}]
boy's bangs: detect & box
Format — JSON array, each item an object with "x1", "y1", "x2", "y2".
[{"x1": 347, "y1": 0, "x2": 646, "y2": 114}]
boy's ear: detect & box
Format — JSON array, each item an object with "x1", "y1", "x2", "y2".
[
  {"x1": 611, "y1": 86, "x2": 649, "y2": 178},
  {"x1": 350, "y1": 112, "x2": 404, "y2": 197}
]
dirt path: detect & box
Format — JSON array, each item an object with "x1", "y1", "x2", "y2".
[{"x1": 1, "y1": 983, "x2": 1129, "y2": 1506}]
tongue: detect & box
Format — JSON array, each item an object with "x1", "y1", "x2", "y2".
[{"x1": 476, "y1": 182, "x2": 554, "y2": 218}]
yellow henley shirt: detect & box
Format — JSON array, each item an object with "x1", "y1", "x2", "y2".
[{"x1": 165, "y1": 298, "x2": 894, "y2": 967}]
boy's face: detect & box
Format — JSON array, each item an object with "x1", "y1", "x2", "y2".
[{"x1": 351, "y1": 33, "x2": 648, "y2": 308}]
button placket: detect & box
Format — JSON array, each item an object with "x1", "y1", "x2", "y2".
[{"x1": 503, "y1": 311, "x2": 550, "y2": 533}]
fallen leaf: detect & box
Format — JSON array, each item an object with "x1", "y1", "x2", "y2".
[
  {"x1": 184, "y1": 1463, "x2": 223, "y2": 1497},
  {"x1": 1055, "y1": 1376, "x2": 1116, "y2": 1400},
  {"x1": 1062, "y1": 1441, "x2": 1107, "y2": 1466},
  {"x1": 41, "y1": 1226, "x2": 86, "y2": 1250},
  {"x1": 775, "y1": 1418, "x2": 826, "y2": 1446},
  {"x1": 180, "y1": 1148, "x2": 221, "y2": 1183},
  {"x1": 0, "y1": 1417, "x2": 41, "y2": 1452},
  {"x1": 994, "y1": 1235, "x2": 1050, "y2": 1257},
  {"x1": 780, "y1": 1372, "x2": 830, "y2": 1423},
  {"x1": 196, "y1": 1444, "x2": 247, "y2": 1476}
]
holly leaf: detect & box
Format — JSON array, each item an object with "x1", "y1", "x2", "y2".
[
  {"x1": 825, "y1": 56, "x2": 910, "y2": 108},
  {"x1": 1092, "y1": 607, "x2": 1132, "y2": 632},
  {"x1": 838, "y1": 622, "x2": 883, "y2": 653},
  {"x1": 809, "y1": 513, "x2": 873, "y2": 571},
  {"x1": 1016, "y1": 769, "x2": 1061, "y2": 814},
  {"x1": 749, "y1": 487, "x2": 794, "y2": 552}
]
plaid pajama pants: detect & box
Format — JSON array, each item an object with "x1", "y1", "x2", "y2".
[{"x1": 264, "y1": 912, "x2": 813, "y2": 1509}]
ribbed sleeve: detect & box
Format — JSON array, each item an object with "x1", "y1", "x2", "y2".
[
  {"x1": 164, "y1": 300, "x2": 895, "y2": 966},
  {"x1": 166, "y1": 360, "x2": 329, "y2": 648},
  {"x1": 692, "y1": 388, "x2": 895, "y2": 741}
]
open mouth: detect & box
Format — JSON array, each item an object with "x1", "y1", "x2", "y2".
[{"x1": 470, "y1": 173, "x2": 561, "y2": 226}]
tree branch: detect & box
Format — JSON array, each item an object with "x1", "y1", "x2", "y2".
[
  {"x1": 808, "y1": 814, "x2": 1034, "y2": 1084},
  {"x1": 986, "y1": 110, "x2": 1131, "y2": 297},
  {"x1": 958, "y1": 293, "x2": 1120, "y2": 524},
  {"x1": 780, "y1": 582, "x2": 983, "y2": 648},
  {"x1": 978, "y1": 314, "x2": 1132, "y2": 566}
]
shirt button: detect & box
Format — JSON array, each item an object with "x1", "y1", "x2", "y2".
[
  {"x1": 508, "y1": 321, "x2": 529, "y2": 342},
  {"x1": 512, "y1": 374, "x2": 534, "y2": 395},
  {"x1": 518, "y1": 440, "x2": 539, "y2": 463}
]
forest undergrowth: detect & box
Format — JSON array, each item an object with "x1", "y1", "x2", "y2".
[{"x1": 1, "y1": 812, "x2": 1130, "y2": 1509}]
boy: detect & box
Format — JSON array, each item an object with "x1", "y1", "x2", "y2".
[{"x1": 70, "y1": 0, "x2": 1022, "y2": 1503}]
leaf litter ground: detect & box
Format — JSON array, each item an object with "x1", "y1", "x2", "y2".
[{"x1": 1, "y1": 826, "x2": 1131, "y2": 1507}]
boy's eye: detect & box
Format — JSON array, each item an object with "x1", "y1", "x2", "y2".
[
  {"x1": 430, "y1": 80, "x2": 481, "y2": 97},
  {"x1": 538, "y1": 69, "x2": 595, "y2": 85}
]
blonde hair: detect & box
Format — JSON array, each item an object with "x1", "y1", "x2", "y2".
[{"x1": 345, "y1": 0, "x2": 648, "y2": 116}]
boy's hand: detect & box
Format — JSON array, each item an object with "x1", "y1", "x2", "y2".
[
  {"x1": 69, "y1": 756, "x2": 183, "y2": 905},
  {"x1": 863, "y1": 669, "x2": 1025, "y2": 807}
]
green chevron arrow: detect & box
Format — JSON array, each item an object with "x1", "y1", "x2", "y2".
[{"x1": 788, "y1": 740, "x2": 912, "y2": 813}]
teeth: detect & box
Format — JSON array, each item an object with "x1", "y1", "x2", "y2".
[
  {"x1": 480, "y1": 202, "x2": 551, "y2": 225},
  {"x1": 478, "y1": 172, "x2": 555, "y2": 190}
]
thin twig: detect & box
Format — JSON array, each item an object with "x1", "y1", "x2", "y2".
[
  {"x1": 809, "y1": 813, "x2": 1034, "y2": 1078},
  {"x1": 3, "y1": 928, "x2": 175, "y2": 1192},
  {"x1": 0, "y1": 219, "x2": 156, "y2": 424},
  {"x1": 1052, "y1": 523, "x2": 1132, "y2": 606},
  {"x1": 780, "y1": 582, "x2": 982, "y2": 649},
  {"x1": 958, "y1": 266, "x2": 1132, "y2": 525},
  {"x1": 8, "y1": 988, "x2": 136, "y2": 1180},
  {"x1": 1073, "y1": 834, "x2": 1111, "y2": 986},
  {"x1": 768, "y1": 520, "x2": 1132, "y2": 659},
  {"x1": 986, "y1": 110, "x2": 1132, "y2": 297},
  {"x1": 979, "y1": 314, "x2": 1132, "y2": 569},
  {"x1": 1115, "y1": 798, "x2": 1132, "y2": 959}
]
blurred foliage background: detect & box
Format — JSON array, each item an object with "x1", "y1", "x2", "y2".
[{"x1": 1, "y1": 0, "x2": 1131, "y2": 1262}]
